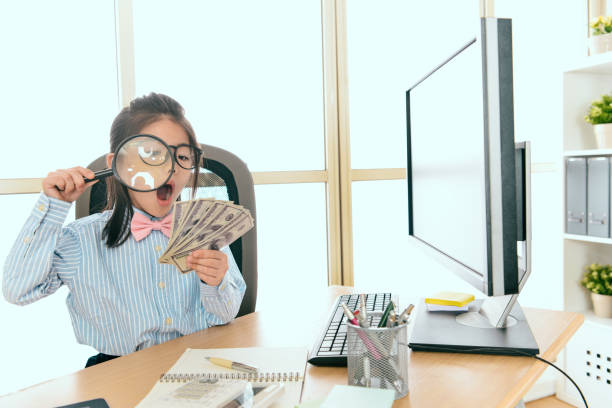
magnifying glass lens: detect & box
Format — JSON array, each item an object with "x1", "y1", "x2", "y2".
[
  {"x1": 137, "y1": 141, "x2": 170, "y2": 166},
  {"x1": 114, "y1": 135, "x2": 173, "y2": 192}
]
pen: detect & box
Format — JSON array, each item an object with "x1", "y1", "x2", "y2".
[
  {"x1": 340, "y1": 302, "x2": 383, "y2": 360},
  {"x1": 387, "y1": 310, "x2": 396, "y2": 327},
  {"x1": 378, "y1": 301, "x2": 395, "y2": 328},
  {"x1": 345, "y1": 304, "x2": 391, "y2": 359},
  {"x1": 340, "y1": 302, "x2": 357, "y2": 323},
  {"x1": 205, "y1": 357, "x2": 259, "y2": 374},
  {"x1": 397, "y1": 304, "x2": 415, "y2": 324},
  {"x1": 363, "y1": 356, "x2": 371, "y2": 387},
  {"x1": 353, "y1": 309, "x2": 390, "y2": 357},
  {"x1": 353, "y1": 309, "x2": 369, "y2": 328},
  {"x1": 359, "y1": 294, "x2": 368, "y2": 321},
  {"x1": 385, "y1": 358, "x2": 405, "y2": 393}
]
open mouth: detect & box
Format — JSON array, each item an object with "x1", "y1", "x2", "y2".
[{"x1": 156, "y1": 180, "x2": 175, "y2": 204}]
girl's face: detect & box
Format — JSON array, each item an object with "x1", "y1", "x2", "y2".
[{"x1": 106, "y1": 118, "x2": 194, "y2": 217}]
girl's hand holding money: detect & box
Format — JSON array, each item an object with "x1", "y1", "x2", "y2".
[{"x1": 187, "y1": 249, "x2": 228, "y2": 286}]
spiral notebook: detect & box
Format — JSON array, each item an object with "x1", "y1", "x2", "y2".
[{"x1": 136, "y1": 347, "x2": 308, "y2": 408}]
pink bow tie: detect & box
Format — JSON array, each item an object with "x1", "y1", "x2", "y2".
[{"x1": 130, "y1": 211, "x2": 172, "y2": 241}]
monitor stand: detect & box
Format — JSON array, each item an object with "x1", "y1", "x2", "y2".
[
  {"x1": 408, "y1": 295, "x2": 539, "y2": 356},
  {"x1": 458, "y1": 293, "x2": 519, "y2": 329}
]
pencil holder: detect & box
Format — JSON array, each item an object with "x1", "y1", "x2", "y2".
[{"x1": 346, "y1": 311, "x2": 409, "y2": 400}]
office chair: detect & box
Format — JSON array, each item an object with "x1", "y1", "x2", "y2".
[{"x1": 75, "y1": 144, "x2": 258, "y2": 317}]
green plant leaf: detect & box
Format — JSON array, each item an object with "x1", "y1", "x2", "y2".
[{"x1": 582, "y1": 263, "x2": 612, "y2": 295}]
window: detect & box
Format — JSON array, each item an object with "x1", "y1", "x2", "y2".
[
  {"x1": 346, "y1": 1, "x2": 479, "y2": 294},
  {"x1": 132, "y1": 0, "x2": 330, "y2": 309},
  {"x1": 0, "y1": 0, "x2": 117, "y2": 395}
]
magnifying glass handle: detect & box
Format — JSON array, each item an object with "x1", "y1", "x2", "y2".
[{"x1": 84, "y1": 168, "x2": 113, "y2": 183}]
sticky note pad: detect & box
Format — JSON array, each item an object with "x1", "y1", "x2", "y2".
[
  {"x1": 321, "y1": 385, "x2": 395, "y2": 408},
  {"x1": 424, "y1": 291, "x2": 475, "y2": 307},
  {"x1": 426, "y1": 303, "x2": 470, "y2": 312}
]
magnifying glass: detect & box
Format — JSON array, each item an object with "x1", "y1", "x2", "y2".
[{"x1": 84, "y1": 134, "x2": 175, "y2": 192}]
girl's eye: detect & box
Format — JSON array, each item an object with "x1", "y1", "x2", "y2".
[{"x1": 178, "y1": 155, "x2": 190, "y2": 162}]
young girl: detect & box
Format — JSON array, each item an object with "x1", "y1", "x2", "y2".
[{"x1": 2, "y1": 93, "x2": 246, "y2": 367}]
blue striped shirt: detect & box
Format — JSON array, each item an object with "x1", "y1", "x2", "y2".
[{"x1": 2, "y1": 194, "x2": 246, "y2": 356}]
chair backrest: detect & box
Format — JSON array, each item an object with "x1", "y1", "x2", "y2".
[{"x1": 75, "y1": 144, "x2": 258, "y2": 317}]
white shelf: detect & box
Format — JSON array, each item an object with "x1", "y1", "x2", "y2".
[
  {"x1": 582, "y1": 310, "x2": 612, "y2": 328},
  {"x1": 560, "y1": 44, "x2": 612, "y2": 407},
  {"x1": 564, "y1": 233, "x2": 612, "y2": 245},
  {"x1": 564, "y1": 149, "x2": 612, "y2": 157},
  {"x1": 564, "y1": 52, "x2": 612, "y2": 74}
]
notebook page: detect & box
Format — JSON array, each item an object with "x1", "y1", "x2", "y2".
[{"x1": 136, "y1": 347, "x2": 307, "y2": 408}]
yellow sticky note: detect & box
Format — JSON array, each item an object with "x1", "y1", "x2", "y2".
[{"x1": 425, "y1": 291, "x2": 475, "y2": 307}]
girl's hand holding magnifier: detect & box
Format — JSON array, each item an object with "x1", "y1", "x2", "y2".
[
  {"x1": 43, "y1": 166, "x2": 98, "y2": 203},
  {"x1": 41, "y1": 135, "x2": 176, "y2": 204}
]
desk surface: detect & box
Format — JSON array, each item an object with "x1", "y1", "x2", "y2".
[{"x1": 0, "y1": 286, "x2": 583, "y2": 408}]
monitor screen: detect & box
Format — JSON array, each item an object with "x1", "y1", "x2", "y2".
[
  {"x1": 408, "y1": 38, "x2": 488, "y2": 277},
  {"x1": 407, "y1": 18, "x2": 520, "y2": 296}
]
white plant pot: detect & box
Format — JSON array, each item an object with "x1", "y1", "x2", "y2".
[
  {"x1": 591, "y1": 292, "x2": 612, "y2": 318},
  {"x1": 593, "y1": 123, "x2": 612, "y2": 148},
  {"x1": 589, "y1": 32, "x2": 612, "y2": 54}
]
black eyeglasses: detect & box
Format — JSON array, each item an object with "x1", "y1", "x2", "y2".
[{"x1": 167, "y1": 144, "x2": 203, "y2": 170}]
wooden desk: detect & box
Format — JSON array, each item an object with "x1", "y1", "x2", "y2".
[{"x1": 0, "y1": 286, "x2": 583, "y2": 408}]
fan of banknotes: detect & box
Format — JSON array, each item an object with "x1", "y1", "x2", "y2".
[{"x1": 159, "y1": 198, "x2": 254, "y2": 273}]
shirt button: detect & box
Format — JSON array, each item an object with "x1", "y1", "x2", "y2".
[
  {"x1": 37, "y1": 204, "x2": 45, "y2": 211},
  {"x1": 220, "y1": 283, "x2": 226, "y2": 291},
  {"x1": 154, "y1": 245, "x2": 162, "y2": 252},
  {"x1": 23, "y1": 237, "x2": 31, "y2": 243},
  {"x1": 158, "y1": 281, "x2": 166, "y2": 289},
  {"x1": 165, "y1": 317, "x2": 172, "y2": 325}
]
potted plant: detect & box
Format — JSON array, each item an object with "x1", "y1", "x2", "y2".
[
  {"x1": 581, "y1": 263, "x2": 612, "y2": 318},
  {"x1": 584, "y1": 92, "x2": 612, "y2": 148},
  {"x1": 589, "y1": 16, "x2": 612, "y2": 54}
]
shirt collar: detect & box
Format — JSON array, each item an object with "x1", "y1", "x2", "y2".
[{"x1": 132, "y1": 206, "x2": 173, "y2": 221}]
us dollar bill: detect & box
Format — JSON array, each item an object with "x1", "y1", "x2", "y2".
[
  {"x1": 161, "y1": 199, "x2": 218, "y2": 263},
  {"x1": 159, "y1": 199, "x2": 254, "y2": 271},
  {"x1": 170, "y1": 213, "x2": 253, "y2": 274},
  {"x1": 168, "y1": 202, "x2": 230, "y2": 255},
  {"x1": 180, "y1": 210, "x2": 253, "y2": 256},
  {"x1": 169, "y1": 199, "x2": 216, "y2": 249}
]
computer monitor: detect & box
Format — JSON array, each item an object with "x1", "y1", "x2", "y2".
[{"x1": 406, "y1": 17, "x2": 539, "y2": 355}]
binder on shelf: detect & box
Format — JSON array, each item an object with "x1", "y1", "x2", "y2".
[
  {"x1": 566, "y1": 157, "x2": 587, "y2": 235},
  {"x1": 587, "y1": 157, "x2": 610, "y2": 238}
]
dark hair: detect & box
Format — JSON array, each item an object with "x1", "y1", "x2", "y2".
[{"x1": 103, "y1": 92, "x2": 200, "y2": 247}]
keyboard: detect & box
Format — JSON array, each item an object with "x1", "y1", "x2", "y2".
[{"x1": 308, "y1": 293, "x2": 392, "y2": 367}]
